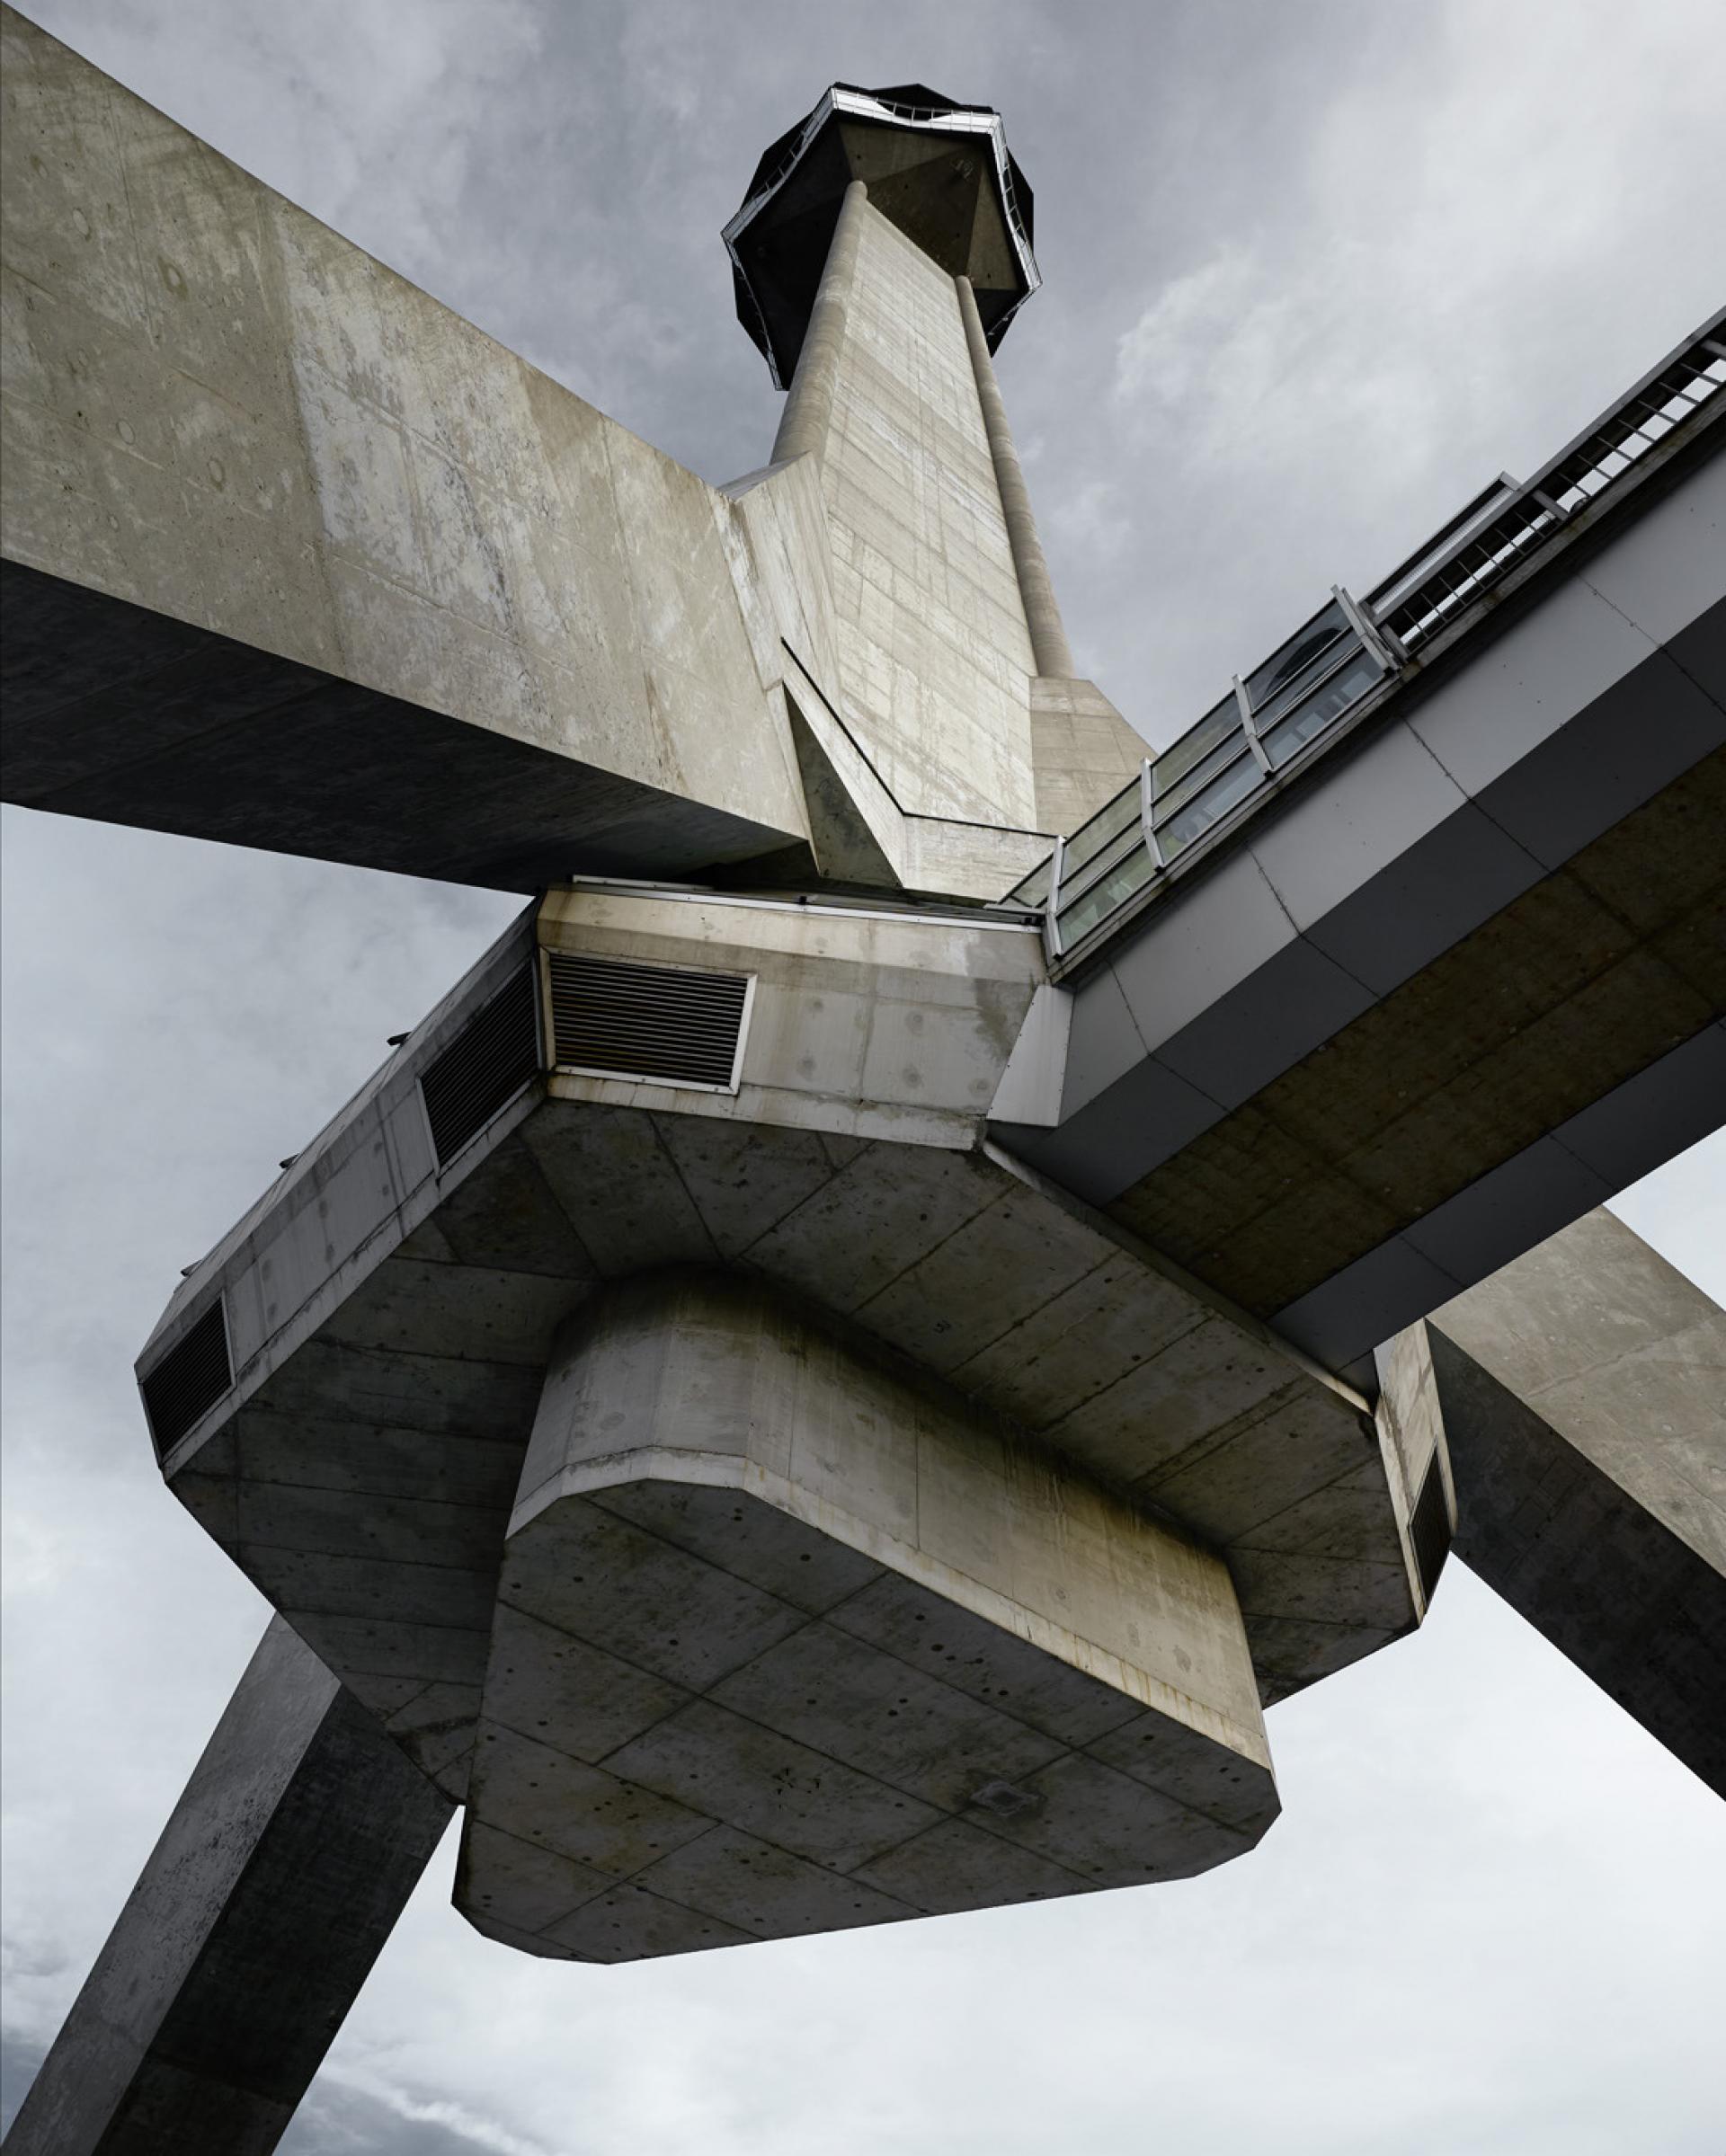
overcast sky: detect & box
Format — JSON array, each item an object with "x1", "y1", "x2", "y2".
[{"x1": 3, "y1": 2, "x2": 1724, "y2": 2152}]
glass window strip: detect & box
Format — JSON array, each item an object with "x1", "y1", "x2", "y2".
[
  {"x1": 1054, "y1": 840, "x2": 1155, "y2": 947},
  {"x1": 1151, "y1": 694, "x2": 1242, "y2": 795},
  {"x1": 1152, "y1": 733, "x2": 1251, "y2": 822},
  {"x1": 1154, "y1": 753, "x2": 1266, "y2": 860},
  {"x1": 1259, "y1": 650, "x2": 1383, "y2": 769},
  {"x1": 1247, "y1": 633, "x2": 1378, "y2": 732},
  {"x1": 1062, "y1": 781, "x2": 1144, "y2": 880},
  {"x1": 1243, "y1": 598, "x2": 1350, "y2": 709},
  {"x1": 1054, "y1": 818, "x2": 1146, "y2": 910}
]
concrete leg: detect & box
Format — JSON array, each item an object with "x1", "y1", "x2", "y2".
[
  {"x1": 1428, "y1": 1208, "x2": 1726, "y2": 1797},
  {"x1": 4, "y1": 1618, "x2": 454, "y2": 2156}
]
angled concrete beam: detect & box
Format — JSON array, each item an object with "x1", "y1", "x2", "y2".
[
  {"x1": 0, "y1": 6, "x2": 809, "y2": 889},
  {"x1": 997, "y1": 428, "x2": 1726, "y2": 1366},
  {"x1": 4, "y1": 1619, "x2": 453, "y2": 2156},
  {"x1": 1429, "y1": 1209, "x2": 1726, "y2": 1797}
]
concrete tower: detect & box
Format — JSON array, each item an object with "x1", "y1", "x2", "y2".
[{"x1": 4, "y1": 28, "x2": 1722, "y2": 2155}]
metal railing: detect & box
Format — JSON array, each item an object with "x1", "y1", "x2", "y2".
[{"x1": 1003, "y1": 309, "x2": 1724, "y2": 966}]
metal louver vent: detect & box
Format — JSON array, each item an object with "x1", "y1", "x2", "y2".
[
  {"x1": 421, "y1": 967, "x2": 541, "y2": 1167},
  {"x1": 547, "y1": 952, "x2": 752, "y2": 1092},
  {"x1": 1409, "y1": 1457, "x2": 1452, "y2": 1605},
  {"x1": 140, "y1": 1299, "x2": 232, "y2": 1460}
]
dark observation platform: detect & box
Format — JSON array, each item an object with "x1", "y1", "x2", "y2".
[{"x1": 725, "y1": 82, "x2": 1039, "y2": 386}]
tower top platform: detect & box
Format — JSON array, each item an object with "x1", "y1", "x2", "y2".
[{"x1": 724, "y1": 82, "x2": 1040, "y2": 387}]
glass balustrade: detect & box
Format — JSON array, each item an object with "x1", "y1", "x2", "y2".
[{"x1": 996, "y1": 311, "x2": 1724, "y2": 962}]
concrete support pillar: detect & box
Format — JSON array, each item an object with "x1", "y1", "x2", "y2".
[
  {"x1": 956, "y1": 272, "x2": 1076, "y2": 679},
  {"x1": 1429, "y1": 1209, "x2": 1726, "y2": 1797},
  {"x1": 6, "y1": 1619, "x2": 454, "y2": 2156},
  {"x1": 771, "y1": 178, "x2": 869, "y2": 465}
]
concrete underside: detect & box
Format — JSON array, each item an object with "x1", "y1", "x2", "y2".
[
  {"x1": 0, "y1": 563, "x2": 799, "y2": 889},
  {"x1": 1001, "y1": 500, "x2": 1726, "y2": 1370},
  {"x1": 456, "y1": 1272, "x2": 1277, "y2": 1961},
  {"x1": 4, "y1": 1619, "x2": 451, "y2": 2156},
  {"x1": 1430, "y1": 1211, "x2": 1725, "y2": 1797},
  {"x1": 1110, "y1": 732, "x2": 1726, "y2": 1364}
]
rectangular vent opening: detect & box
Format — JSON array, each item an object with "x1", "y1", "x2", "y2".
[
  {"x1": 1410, "y1": 1457, "x2": 1452, "y2": 1605},
  {"x1": 421, "y1": 966, "x2": 541, "y2": 1167},
  {"x1": 140, "y1": 1299, "x2": 232, "y2": 1460},
  {"x1": 547, "y1": 952, "x2": 752, "y2": 1092}
]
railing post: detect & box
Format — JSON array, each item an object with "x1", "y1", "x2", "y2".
[{"x1": 1333, "y1": 583, "x2": 1407, "y2": 670}]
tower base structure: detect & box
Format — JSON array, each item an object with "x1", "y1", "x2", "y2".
[{"x1": 456, "y1": 1271, "x2": 1277, "y2": 1960}]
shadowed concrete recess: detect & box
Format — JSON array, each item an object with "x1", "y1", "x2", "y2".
[{"x1": 457, "y1": 1272, "x2": 1276, "y2": 1959}]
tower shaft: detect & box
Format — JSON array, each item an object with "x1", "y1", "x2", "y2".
[{"x1": 784, "y1": 192, "x2": 1044, "y2": 826}]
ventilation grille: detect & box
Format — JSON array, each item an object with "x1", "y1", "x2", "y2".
[
  {"x1": 140, "y1": 1299, "x2": 232, "y2": 1460},
  {"x1": 547, "y1": 952, "x2": 752, "y2": 1092},
  {"x1": 420, "y1": 967, "x2": 540, "y2": 1167},
  {"x1": 1410, "y1": 1457, "x2": 1452, "y2": 1605}
]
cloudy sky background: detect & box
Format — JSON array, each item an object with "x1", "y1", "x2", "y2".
[{"x1": 3, "y1": 1, "x2": 1724, "y2": 2150}]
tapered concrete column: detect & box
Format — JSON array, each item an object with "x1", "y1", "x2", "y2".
[
  {"x1": 1429, "y1": 1209, "x2": 1726, "y2": 1797},
  {"x1": 6, "y1": 1619, "x2": 454, "y2": 2156},
  {"x1": 956, "y1": 272, "x2": 1076, "y2": 679},
  {"x1": 771, "y1": 179, "x2": 870, "y2": 465}
]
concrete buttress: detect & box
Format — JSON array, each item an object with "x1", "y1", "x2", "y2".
[{"x1": 4, "y1": 1619, "x2": 453, "y2": 2156}]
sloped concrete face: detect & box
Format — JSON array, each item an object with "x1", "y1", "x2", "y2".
[
  {"x1": 455, "y1": 1273, "x2": 1276, "y2": 1959},
  {"x1": 1430, "y1": 1210, "x2": 1725, "y2": 1795},
  {"x1": 1030, "y1": 676, "x2": 1149, "y2": 838}
]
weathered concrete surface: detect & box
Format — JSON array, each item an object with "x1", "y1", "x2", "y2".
[
  {"x1": 776, "y1": 649, "x2": 1055, "y2": 900},
  {"x1": 998, "y1": 435, "x2": 1726, "y2": 1369},
  {"x1": 1029, "y1": 676, "x2": 1149, "y2": 840},
  {"x1": 1429, "y1": 1209, "x2": 1725, "y2": 1795},
  {"x1": 4, "y1": 1618, "x2": 452, "y2": 2156},
  {"x1": 772, "y1": 180, "x2": 870, "y2": 466},
  {"x1": 811, "y1": 197, "x2": 1041, "y2": 827},
  {"x1": 456, "y1": 1271, "x2": 1277, "y2": 1959},
  {"x1": 0, "y1": 7, "x2": 812, "y2": 884}
]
